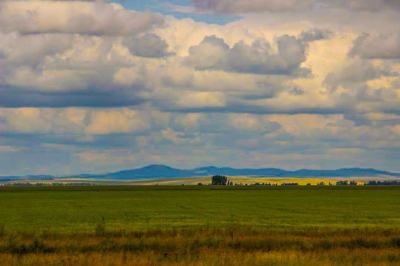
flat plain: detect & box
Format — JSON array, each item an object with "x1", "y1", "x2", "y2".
[
  {"x1": 0, "y1": 186, "x2": 399, "y2": 265},
  {"x1": 2, "y1": 176, "x2": 391, "y2": 186}
]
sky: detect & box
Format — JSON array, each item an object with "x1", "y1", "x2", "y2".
[{"x1": 0, "y1": 0, "x2": 400, "y2": 176}]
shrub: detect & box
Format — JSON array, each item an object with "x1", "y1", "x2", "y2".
[
  {"x1": 391, "y1": 237, "x2": 400, "y2": 247},
  {"x1": 95, "y1": 223, "x2": 106, "y2": 237},
  {"x1": 0, "y1": 224, "x2": 5, "y2": 237}
]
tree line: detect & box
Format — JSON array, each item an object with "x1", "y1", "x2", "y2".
[{"x1": 210, "y1": 176, "x2": 400, "y2": 186}]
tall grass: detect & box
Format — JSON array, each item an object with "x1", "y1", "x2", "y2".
[{"x1": 0, "y1": 226, "x2": 399, "y2": 265}]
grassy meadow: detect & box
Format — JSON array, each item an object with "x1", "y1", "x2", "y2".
[{"x1": 0, "y1": 186, "x2": 399, "y2": 265}]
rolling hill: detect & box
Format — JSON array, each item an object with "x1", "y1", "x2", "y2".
[{"x1": 2, "y1": 165, "x2": 399, "y2": 181}]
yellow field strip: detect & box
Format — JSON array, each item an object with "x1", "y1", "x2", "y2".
[{"x1": 2, "y1": 176, "x2": 396, "y2": 186}]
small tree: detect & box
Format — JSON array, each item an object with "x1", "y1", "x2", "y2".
[{"x1": 212, "y1": 175, "x2": 228, "y2": 185}]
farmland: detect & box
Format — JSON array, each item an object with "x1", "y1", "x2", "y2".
[
  {"x1": 1, "y1": 176, "x2": 394, "y2": 186},
  {"x1": 0, "y1": 186, "x2": 399, "y2": 265}
]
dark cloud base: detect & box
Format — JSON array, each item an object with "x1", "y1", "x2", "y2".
[{"x1": 0, "y1": 87, "x2": 145, "y2": 108}]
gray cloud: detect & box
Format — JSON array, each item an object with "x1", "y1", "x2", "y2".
[
  {"x1": 346, "y1": 0, "x2": 400, "y2": 11},
  {"x1": 191, "y1": 0, "x2": 314, "y2": 13},
  {"x1": 0, "y1": 87, "x2": 145, "y2": 108},
  {"x1": 299, "y1": 28, "x2": 334, "y2": 42},
  {"x1": 184, "y1": 29, "x2": 331, "y2": 76},
  {"x1": 323, "y1": 61, "x2": 395, "y2": 92},
  {"x1": 0, "y1": 33, "x2": 73, "y2": 66},
  {"x1": 122, "y1": 34, "x2": 172, "y2": 58},
  {"x1": 0, "y1": 31, "x2": 153, "y2": 108},
  {"x1": 349, "y1": 32, "x2": 400, "y2": 59},
  {"x1": 191, "y1": 0, "x2": 400, "y2": 13},
  {"x1": 0, "y1": 2, "x2": 164, "y2": 36},
  {"x1": 393, "y1": 78, "x2": 400, "y2": 89},
  {"x1": 185, "y1": 35, "x2": 310, "y2": 76}
]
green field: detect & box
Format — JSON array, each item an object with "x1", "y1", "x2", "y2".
[
  {"x1": 1, "y1": 186, "x2": 399, "y2": 232},
  {"x1": 0, "y1": 186, "x2": 399, "y2": 265}
]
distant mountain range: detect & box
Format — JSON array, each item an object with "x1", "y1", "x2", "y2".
[{"x1": 1, "y1": 165, "x2": 400, "y2": 181}]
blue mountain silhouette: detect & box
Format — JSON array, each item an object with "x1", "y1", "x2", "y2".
[{"x1": 2, "y1": 165, "x2": 399, "y2": 180}]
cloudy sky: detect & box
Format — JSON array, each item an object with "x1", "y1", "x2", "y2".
[{"x1": 0, "y1": 0, "x2": 400, "y2": 175}]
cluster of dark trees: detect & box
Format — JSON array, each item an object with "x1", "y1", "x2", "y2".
[
  {"x1": 211, "y1": 175, "x2": 228, "y2": 185},
  {"x1": 364, "y1": 180, "x2": 400, "y2": 186},
  {"x1": 7, "y1": 183, "x2": 93, "y2": 186},
  {"x1": 210, "y1": 176, "x2": 400, "y2": 186},
  {"x1": 9, "y1": 183, "x2": 49, "y2": 186},
  {"x1": 280, "y1": 183, "x2": 299, "y2": 186},
  {"x1": 52, "y1": 183, "x2": 93, "y2": 186},
  {"x1": 336, "y1": 181, "x2": 358, "y2": 186},
  {"x1": 254, "y1": 183, "x2": 275, "y2": 186}
]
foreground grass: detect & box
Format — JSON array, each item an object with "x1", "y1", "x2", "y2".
[
  {"x1": 0, "y1": 227, "x2": 399, "y2": 265},
  {"x1": 0, "y1": 186, "x2": 399, "y2": 265}
]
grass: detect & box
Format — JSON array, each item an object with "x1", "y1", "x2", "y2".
[{"x1": 0, "y1": 186, "x2": 399, "y2": 265}]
